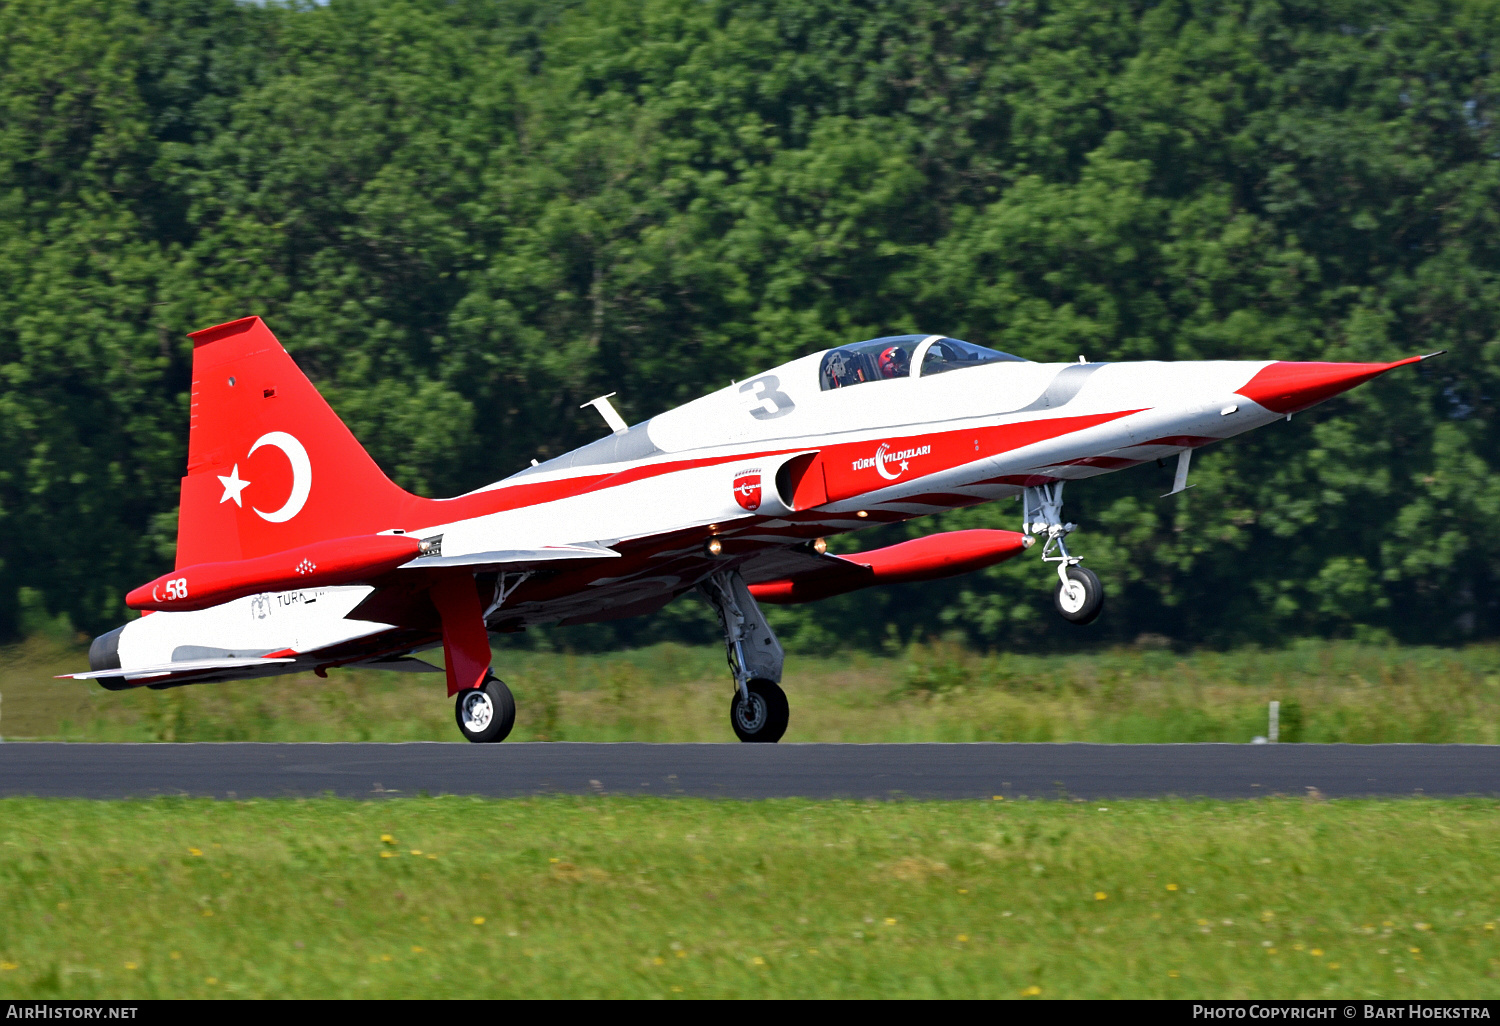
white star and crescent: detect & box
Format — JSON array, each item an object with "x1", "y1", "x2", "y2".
[
  {"x1": 870, "y1": 442, "x2": 927, "y2": 481},
  {"x1": 249, "y1": 432, "x2": 311, "y2": 522},
  {"x1": 214, "y1": 433, "x2": 312, "y2": 522},
  {"x1": 217, "y1": 464, "x2": 250, "y2": 506}
]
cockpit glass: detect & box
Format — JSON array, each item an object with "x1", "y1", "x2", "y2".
[
  {"x1": 818, "y1": 335, "x2": 1024, "y2": 390},
  {"x1": 818, "y1": 335, "x2": 922, "y2": 389},
  {"x1": 919, "y1": 337, "x2": 1027, "y2": 376}
]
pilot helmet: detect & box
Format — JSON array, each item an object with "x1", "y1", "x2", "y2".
[{"x1": 877, "y1": 346, "x2": 910, "y2": 379}]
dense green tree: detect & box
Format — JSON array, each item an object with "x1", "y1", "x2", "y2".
[{"x1": 1, "y1": 0, "x2": 1496, "y2": 651}]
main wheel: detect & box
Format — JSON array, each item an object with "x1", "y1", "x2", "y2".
[
  {"x1": 1054, "y1": 565, "x2": 1103, "y2": 625},
  {"x1": 454, "y1": 675, "x2": 516, "y2": 743},
  {"x1": 730, "y1": 678, "x2": 789, "y2": 743}
]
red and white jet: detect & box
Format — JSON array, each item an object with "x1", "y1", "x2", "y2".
[{"x1": 64, "y1": 317, "x2": 1438, "y2": 742}]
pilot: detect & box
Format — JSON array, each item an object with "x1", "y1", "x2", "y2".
[{"x1": 877, "y1": 346, "x2": 911, "y2": 379}]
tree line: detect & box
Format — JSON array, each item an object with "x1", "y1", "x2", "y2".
[{"x1": 1, "y1": 0, "x2": 1496, "y2": 652}]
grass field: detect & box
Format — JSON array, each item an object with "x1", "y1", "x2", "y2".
[
  {"x1": 4, "y1": 638, "x2": 1499, "y2": 998},
  {"x1": 0, "y1": 797, "x2": 1495, "y2": 998},
  {"x1": 3, "y1": 635, "x2": 1499, "y2": 744}
]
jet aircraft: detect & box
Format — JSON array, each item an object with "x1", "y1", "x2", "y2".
[{"x1": 64, "y1": 316, "x2": 1438, "y2": 742}]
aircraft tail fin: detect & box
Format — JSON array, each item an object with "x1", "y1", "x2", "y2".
[{"x1": 175, "y1": 317, "x2": 420, "y2": 568}]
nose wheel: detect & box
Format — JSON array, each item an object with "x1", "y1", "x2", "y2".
[
  {"x1": 455, "y1": 674, "x2": 516, "y2": 743},
  {"x1": 731, "y1": 679, "x2": 789, "y2": 743},
  {"x1": 1024, "y1": 481, "x2": 1105, "y2": 626},
  {"x1": 1054, "y1": 565, "x2": 1103, "y2": 625}
]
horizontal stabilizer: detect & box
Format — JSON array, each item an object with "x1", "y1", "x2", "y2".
[{"x1": 58, "y1": 656, "x2": 296, "y2": 682}]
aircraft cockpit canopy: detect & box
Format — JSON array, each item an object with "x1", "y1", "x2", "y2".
[{"x1": 818, "y1": 335, "x2": 1025, "y2": 390}]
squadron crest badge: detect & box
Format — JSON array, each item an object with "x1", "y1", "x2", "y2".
[{"x1": 733, "y1": 468, "x2": 762, "y2": 511}]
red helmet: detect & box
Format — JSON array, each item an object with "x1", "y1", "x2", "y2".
[{"x1": 878, "y1": 346, "x2": 909, "y2": 378}]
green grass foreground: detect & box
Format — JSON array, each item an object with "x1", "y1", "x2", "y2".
[
  {"x1": 5, "y1": 637, "x2": 1500, "y2": 744},
  {"x1": 0, "y1": 797, "x2": 1495, "y2": 998}
]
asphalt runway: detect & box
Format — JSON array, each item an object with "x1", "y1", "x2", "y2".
[{"x1": 0, "y1": 742, "x2": 1497, "y2": 800}]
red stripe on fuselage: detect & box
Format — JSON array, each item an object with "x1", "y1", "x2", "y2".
[
  {"x1": 816, "y1": 410, "x2": 1141, "y2": 503},
  {"x1": 381, "y1": 407, "x2": 1148, "y2": 540}
]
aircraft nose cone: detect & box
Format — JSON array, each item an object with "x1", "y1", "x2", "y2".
[{"x1": 1238, "y1": 356, "x2": 1429, "y2": 415}]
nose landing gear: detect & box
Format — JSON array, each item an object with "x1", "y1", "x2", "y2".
[
  {"x1": 1023, "y1": 481, "x2": 1104, "y2": 626},
  {"x1": 699, "y1": 570, "x2": 788, "y2": 742},
  {"x1": 1054, "y1": 564, "x2": 1103, "y2": 625}
]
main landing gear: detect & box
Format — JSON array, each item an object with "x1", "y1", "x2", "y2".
[
  {"x1": 429, "y1": 574, "x2": 518, "y2": 743},
  {"x1": 700, "y1": 570, "x2": 789, "y2": 742},
  {"x1": 731, "y1": 679, "x2": 790, "y2": 744},
  {"x1": 1023, "y1": 481, "x2": 1104, "y2": 626},
  {"x1": 455, "y1": 673, "x2": 516, "y2": 743}
]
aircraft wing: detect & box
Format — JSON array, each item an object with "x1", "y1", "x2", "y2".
[
  {"x1": 738, "y1": 546, "x2": 872, "y2": 588},
  {"x1": 352, "y1": 656, "x2": 444, "y2": 673},
  {"x1": 57, "y1": 656, "x2": 296, "y2": 682},
  {"x1": 399, "y1": 541, "x2": 620, "y2": 572}
]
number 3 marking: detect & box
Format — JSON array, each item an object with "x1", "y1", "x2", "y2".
[{"x1": 740, "y1": 375, "x2": 795, "y2": 420}]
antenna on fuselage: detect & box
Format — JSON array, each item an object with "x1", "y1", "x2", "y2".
[
  {"x1": 1161, "y1": 449, "x2": 1195, "y2": 497},
  {"x1": 581, "y1": 393, "x2": 629, "y2": 435}
]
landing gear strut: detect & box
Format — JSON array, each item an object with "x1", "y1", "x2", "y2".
[
  {"x1": 455, "y1": 673, "x2": 516, "y2": 743},
  {"x1": 699, "y1": 570, "x2": 788, "y2": 742},
  {"x1": 1023, "y1": 481, "x2": 1103, "y2": 626}
]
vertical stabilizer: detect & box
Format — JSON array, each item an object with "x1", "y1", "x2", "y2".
[{"x1": 176, "y1": 317, "x2": 419, "y2": 567}]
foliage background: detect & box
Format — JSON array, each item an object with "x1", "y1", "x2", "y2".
[{"x1": 0, "y1": 0, "x2": 1495, "y2": 652}]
